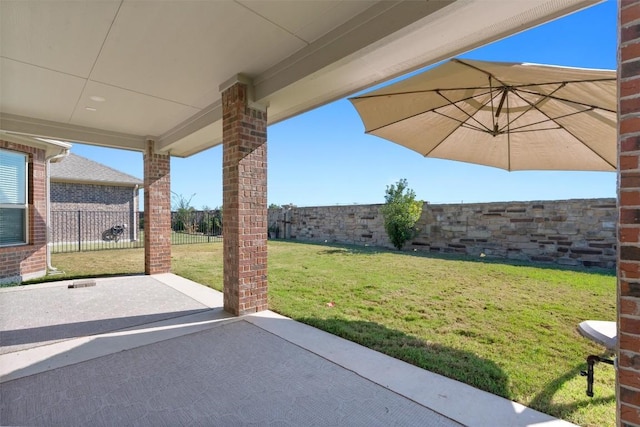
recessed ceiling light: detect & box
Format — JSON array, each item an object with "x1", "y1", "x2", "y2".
[
  {"x1": 85, "y1": 107, "x2": 97, "y2": 112},
  {"x1": 89, "y1": 96, "x2": 105, "y2": 102}
]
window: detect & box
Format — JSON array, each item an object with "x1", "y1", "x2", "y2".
[{"x1": 0, "y1": 149, "x2": 28, "y2": 246}]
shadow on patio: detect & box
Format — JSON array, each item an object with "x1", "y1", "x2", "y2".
[{"x1": 0, "y1": 274, "x2": 577, "y2": 426}]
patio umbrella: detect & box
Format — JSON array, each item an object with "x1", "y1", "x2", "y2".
[{"x1": 349, "y1": 58, "x2": 617, "y2": 171}]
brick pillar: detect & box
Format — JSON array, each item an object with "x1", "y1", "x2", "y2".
[
  {"x1": 620, "y1": 2, "x2": 640, "y2": 426},
  {"x1": 221, "y1": 78, "x2": 268, "y2": 315},
  {"x1": 144, "y1": 140, "x2": 171, "y2": 275}
]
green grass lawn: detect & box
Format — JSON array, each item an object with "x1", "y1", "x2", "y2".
[{"x1": 47, "y1": 241, "x2": 616, "y2": 427}]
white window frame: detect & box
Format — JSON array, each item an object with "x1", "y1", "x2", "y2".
[{"x1": 0, "y1": 148, "x2": 29, "y2": 246}]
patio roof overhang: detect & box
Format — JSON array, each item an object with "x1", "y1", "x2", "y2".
[
  {"x1": 0, "y1": 131, "x2": 71, "y2": 160},
  {"x1": 0, "y1": 0, "x2": 601, "y2": 157}
]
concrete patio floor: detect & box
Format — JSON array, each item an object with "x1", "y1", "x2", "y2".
[{"x1": 0, "y1": 274, "x2": 577, "y2": 427}]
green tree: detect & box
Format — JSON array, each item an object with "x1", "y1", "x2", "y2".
[
  {"x1": 196, "y1": 206, "x2": 222, "y2": 235},
  {"x1": 171, "y1": 192, "x2": 196, "y2": 232},
  {"x1": 210, "y1": 206, "x2": 223, "y2": 235},
  {"x1": 381, "y1": 179, "x2": 423, "y2": 250}
]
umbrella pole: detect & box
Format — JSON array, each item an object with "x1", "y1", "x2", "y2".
[{"x1": 580, "y1": 355, "x2": 615, "y2": 397}]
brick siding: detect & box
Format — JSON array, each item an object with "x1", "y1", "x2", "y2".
[
  {"x1": 620, "y1": 2, "x2": 640, "y2": 425},
  {"x1": 51, "y1": 182, "x2": 137, "y2": 209},
  {"x1": 51, "y1": 182, "x2": 139, "y2": 242},
  {"x1": 0, "y1": 140, "x2": 47, "y2": 284}
]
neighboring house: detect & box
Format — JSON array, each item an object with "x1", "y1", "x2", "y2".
[
  {"x1": 1, "y1": 143, "x2": 142, "y2": 285},
  {"x1": 0, "y1": 137, "x2": 70, "y2": 285},
  {"x1": 49, "y1": 153, "x2": 142, "y2": 245}
]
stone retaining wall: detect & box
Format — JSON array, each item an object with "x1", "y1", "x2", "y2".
[{"x1": 268, "y1": 198, "x2": 617, "y2": 269}]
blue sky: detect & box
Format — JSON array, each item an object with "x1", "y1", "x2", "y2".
[{"x1": 71, "y1": 0, "x2": 618, "y2": 210}]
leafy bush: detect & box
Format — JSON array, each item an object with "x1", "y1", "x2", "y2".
[{"x1": 381, "y1": 179, "x2": 422, "y2": 250}]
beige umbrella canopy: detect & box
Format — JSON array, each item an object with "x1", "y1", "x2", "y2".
[{"x1": 349, "y1": 58, "x2": 617, "y2": 171}]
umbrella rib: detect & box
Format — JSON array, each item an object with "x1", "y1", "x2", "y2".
[
  {"x1": 562, "y1": 129, "x2": 615, "y2": 169},
  {"x1": 365, "y1": 88, "x2": 499, "y2": 134},
  {"x1": 436, "y1": 89, "x2": 497, "y2": 134},
  {"x1": 507, "y1": 127, "x2": 561, "y2": 134},
  {"x1": 508, "y1": 91, "x2": 616, "y2": 169},
  {"x1": 452, "y1": 59, "x2": 615, "y2": 91},
  {"x1": 516, "y1": 88, "x2": 616, "y2": 113},
  {"x1": 453, "y1": 59, "x2": 511, "y2": 88},
  {"x1": 423, "y1": 102, "x2": 503, "y2": 157},
  {"x1": 350, "y1": 78, "x2": 614, "y2": 102},
  {"x1": 352, "y1": 86, "x2": 497, "y2": 100},
  {"x1": 422, "y1": 91, "x2": 504, "y2": 158},
  {"x1": 432, "y1": 111, "x2": 490, "y2": 132},
  {"x1": 500, "y1": 88, "x2": 617, "y2": 169},
  {"x1": 351, "y1": 79, "x2": 614, "y2": 101},
  {"x1": 498, "y1": 83, "x2": 567, "y2": 133},
  {"x1": 423, "y1": 89, "x2": 521, "y2": 158},
  {"x1": 506, "y1": 78, "x2": 615, "y2": 88},
  {"x1": 500, "y1": 81, "x2": 617, "y2": 169},
  {"x1": 505, "y1": 108, "x2": 595, "y2": 133},
  {"x1": 503, "y1": 83, "x2": 613, "y2": 134}
]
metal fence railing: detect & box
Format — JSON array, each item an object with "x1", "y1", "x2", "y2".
[
  {"x1": 168, "y1": 209, "x2": 223, "y2": 245},
  {"x1": 51, "y1": 210, "x2": 222, "y2": 253},
  {"x1": 51, "y1": 210, "x2": 141, "y2": 253}
]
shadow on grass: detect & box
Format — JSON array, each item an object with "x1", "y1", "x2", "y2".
[
  {"x1": 287, "y1": 240, "x2": 615, "y2": 277},
  {"x1": 528, "y1": 354, "x2": 616, "y2": 420},
  {"x1": 296, "y1": 316, "x2": 512, "y2": 399}
]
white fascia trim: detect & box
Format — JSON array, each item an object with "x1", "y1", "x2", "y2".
[
  {"x1": 33, "y1": 137, "x2": 73, "y2": 150},
  {"x1": 0, "y1": 131, "x2": 71, "y2": 159},
  {"x1": 0, "y1": 113, "x2": 147, "y2": 152},
  {"x1": 156, "y1": 100, "x2": 223, "y2": 154},
  {"x1": 51, "y1": 178, "x2": 142, "y2": 187}
]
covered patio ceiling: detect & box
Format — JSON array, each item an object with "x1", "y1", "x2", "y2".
[{"x1": 1, "y1": 0, "x2": 600, "y2": 158}]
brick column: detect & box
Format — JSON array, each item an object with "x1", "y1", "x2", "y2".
[
  {"x1": 144, "y1": 140, "x2": 171, "y2": 275},
  {"x1": 221, "y1": 78, "x2": 268, "y2": 315},
  {"x1": 620, "y1": 2, "x2": 640, "y2": 426}
]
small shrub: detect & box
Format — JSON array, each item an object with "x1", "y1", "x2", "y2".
[{"x1": 381, "y1": 179, "x2": 422, "y2": 250}]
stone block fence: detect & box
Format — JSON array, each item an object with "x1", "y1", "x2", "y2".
[{"x1": 268, "y1": 198, "x2": 617, "y2": 269}]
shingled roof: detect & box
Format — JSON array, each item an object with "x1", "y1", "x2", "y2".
[{"x1": 50, "y1": 153, "x2": 142, "y2": 186}]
